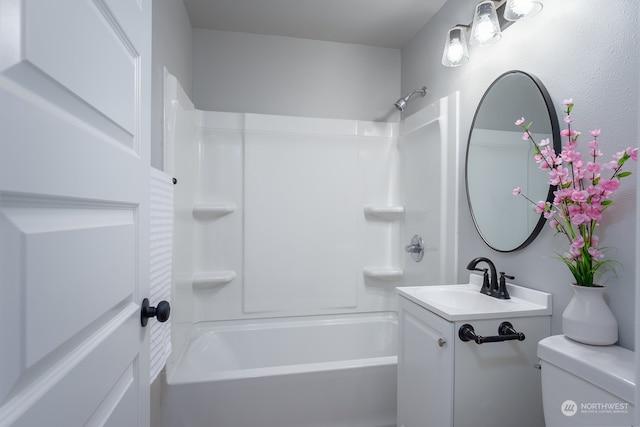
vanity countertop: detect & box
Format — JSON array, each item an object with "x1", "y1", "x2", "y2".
[{"x1": 397, "y1": 274, "x2": 552, "y2": 321}]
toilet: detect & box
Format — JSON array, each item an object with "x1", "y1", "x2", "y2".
[{"x1": 538, "y1": 335, "x2": 635, "y2": 427}]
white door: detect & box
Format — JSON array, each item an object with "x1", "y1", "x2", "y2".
[{"x1": 0, "y1": 1, "x2": 152, "y2": 425}]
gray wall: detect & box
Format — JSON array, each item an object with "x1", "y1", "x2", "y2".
[
  {"x1": 152, "y1": 0, "x2": 638, "y2": 349},
  {"x1": 401, "y1": 0, "x2": 639, "y2": 349},
  {"x1": 192, "y1": 29, "x2": 401, "y2": 122},
  {"x1": 151, "y1": 0, "x2": 193, "y2": 170}
]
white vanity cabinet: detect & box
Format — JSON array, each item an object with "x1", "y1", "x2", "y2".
[
  {"x1": 397, "y1": 279, "x2": 552, "y2": 427},
  {"x1": 398, "y1": 296, "x2": 454, "y2": 427}
]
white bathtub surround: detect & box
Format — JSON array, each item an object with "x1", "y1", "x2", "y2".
[
  {"x1": 161, "y1": 312, "x2": 397, "y2": 427},
  {"x1": 165, "y1": 71, "x2": 405, "y2": 330},
  {"x1": 400, "y1": 92, "x2": 460, "y2": 286},
  {"x1": 163, "y1": 72, "x2": 461, "y2": 427},
  {"x1": 149, "y1": 168, "x2": 174, "y2": 383}
]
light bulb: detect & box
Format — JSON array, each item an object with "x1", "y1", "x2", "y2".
[
  {"x1": 441, "y1": 26, "x2": 469, "y2": 67},
  {"x1": 447, "y1": 39, "x2": 464, "y2": 63},
  {"x1": 470, "y1": 1, "x2": 502, "y2": 46},
  {"x1": 473, "y1": 16, "x2": 498, "y2": 44},
  {"x1": 504, "y1": 0, "x2": 543, "y2": 21}
]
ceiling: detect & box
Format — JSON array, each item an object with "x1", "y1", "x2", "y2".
[{"x1": 182, "y1": 0, "x2": 449, "y2": 49}]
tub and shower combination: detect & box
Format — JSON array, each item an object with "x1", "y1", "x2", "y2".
[
  {"x1": 159, "y1": 72, "x2": 456, "y2": 427},
  {"x1": 161, "y1": 313, "x2": 397, "y2": 427}
]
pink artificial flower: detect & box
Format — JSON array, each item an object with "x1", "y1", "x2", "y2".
[
  {"x1": 553, "y1": 188, "x2": 571, "y2": 204},
  {"x1": 589, "y1": 148, "x2": 603, "y2": 158},
  {"x1": 560, "y1": 129, "x2": 579, "y2": 137},
  {"x1": 600, "y1": 179, "x2": 621, "y2": 192},
  {"x1": 549, "y1": 166, "x2": 568, "y2": 186},
  {"x1": 586, "y1": 161, "x2": 601, "y2": 175},
  {"x1": 605, "y1": 160, "x2": 619, "y2": 170},
  {"x1": 541, "y1": 145, "x2": 555, "y2": 156},
  {"x1": 570, "y1": 190, "x2": 589, "y2": 203},
  {"x1": 522, "y1": 132, "x2": 530, "y2": 140},
  {"x1": 569, "y1": 236, "x2": 585, "y2": 259},
  {"x1": 535, "y1": 201, "x2": 548, "y2": 213},
  {"x1": 573, "y1": 169, "x2": 587, "y2": 185},
  {"x1": 561, "y1": 150, "x2": 581, "y2": 163},
  {"x1": 569, "y1": 245, "x2": 582, "y2": 258},
  {"x1": 586, "y1": 185, "x2": 600, "y2": 196},
  {"x1": 514, "y1": 98, "x2": 637, "y2": 284},
  {"x1": 570, "y1": 213, "x2": 591, "y2": 225},
  {"x1": 571, "y1": 235, "x2": 585, "y2": 249},
  {"x1": 567, "y1": 206, "x2": 583, "y2": 222},
  {"x1": 584, "y1": 205, "x2": 602, "y2": 221},
  {"x1": 564, "y1": 139, "x2": 578, "y2": 150},
  {"x1": 588, "y1": 247, "x2": 604, "y2": 260}
]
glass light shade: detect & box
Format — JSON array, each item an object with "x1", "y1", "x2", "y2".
[
  {"x1": 441, "y1": 27, "x2": 469, "y2": 67},
  {"x1": 470, "y1": 1, "x2": 502, "y2": 46},
  {"x1": 504, "y1": 0, "x2": 543, "y2": 21}
]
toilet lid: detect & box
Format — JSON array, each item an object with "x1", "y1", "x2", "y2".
[{"x1": 538, "y1": 335, "x2": 635, "y2": 403}]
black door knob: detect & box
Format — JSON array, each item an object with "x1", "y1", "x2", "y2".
[{"x1": 140, "y1": 298, "x2": 171, "y2": 327}]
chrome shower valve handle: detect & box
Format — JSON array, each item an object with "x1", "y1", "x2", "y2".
[{"x1": 404, "y1": 234, "x2": 424, "y2": 262}]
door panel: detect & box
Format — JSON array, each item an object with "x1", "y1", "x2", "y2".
[
  {"x1": 8, "y1": 311, "x2": 139, "y2": 426},
  {"x1": 0, "y1": 0, "x2": 151, "y2": 425},
  {"x1": 24, "y1": 0, "x2": 136, "y2": 136},
  {"x1": 3, "y1": 198, "x2": 136, "y2": 367}
]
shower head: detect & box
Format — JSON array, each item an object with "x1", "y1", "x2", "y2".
[{"x1": 394, "y1": 86, "x2": 427, "y2": 111}]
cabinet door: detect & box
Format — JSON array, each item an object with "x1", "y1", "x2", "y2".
[
  {"x1": 453, "y1": 317, "x2": 548, "y2": 427},
  {"x1": 398, "y1": 297, "x2": 454, "y2": 427}
]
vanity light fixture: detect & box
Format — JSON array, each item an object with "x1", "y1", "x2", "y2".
[
  {"x1": 441, "y1": 26, "x2": 470, "y2": 67},
  {"x1": 441, "y1": 0, "x2": 543, "y2": 67},
  {"x1": 469, "y1": 1, "x2": 502, "y2": 46}
]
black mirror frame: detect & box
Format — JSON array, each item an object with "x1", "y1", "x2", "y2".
[{"x1": 465, "y1": 70, "x2": 561, "y2": 252}]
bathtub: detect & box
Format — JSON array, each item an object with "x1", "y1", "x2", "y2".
[{"x1": 159, "y1": 312, "x2": 398, "y2": 427}]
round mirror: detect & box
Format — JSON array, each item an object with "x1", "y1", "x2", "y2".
[{"x1": 466, "y1": 71, "x2": 560, "y2": 252}]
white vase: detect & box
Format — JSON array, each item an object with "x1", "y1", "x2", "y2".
[{"x1": 562, "y1": 284, "x2": 618, "y2": 345}]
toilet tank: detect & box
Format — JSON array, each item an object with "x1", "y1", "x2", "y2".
[{"x1": 537, "y1": 335, "x2": 635, "y2": 426}]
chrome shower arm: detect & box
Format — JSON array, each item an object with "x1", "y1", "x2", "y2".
[{"x1": 394, "y1": 86, "x2": 427, "y2": 111}]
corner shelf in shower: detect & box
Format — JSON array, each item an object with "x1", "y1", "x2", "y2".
[
  {"x1": 363, "y1": 267, "x2": 404, "y2": 281},
  {"x1": 192, "y1": 203, "x2": 237, "y2": 218},
  {"x1": 363, "y1": 205, "x2": 404, "y2": 220},
  {"x1": 192, "y1": 271, "x2": 236, "y2": 289}
]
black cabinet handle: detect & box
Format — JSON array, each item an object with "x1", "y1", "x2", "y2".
[{"x1": 458, "y1": 322, "x2": 525, "y2": 345}]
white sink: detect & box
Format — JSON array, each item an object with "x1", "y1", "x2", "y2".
[{"x1": 397, "y1": 274, "x2": 552, "y2": 321}]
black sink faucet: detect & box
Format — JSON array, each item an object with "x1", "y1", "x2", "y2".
[{"x1": 466, "y1": 257, "x2": 498, "y2": 296}]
